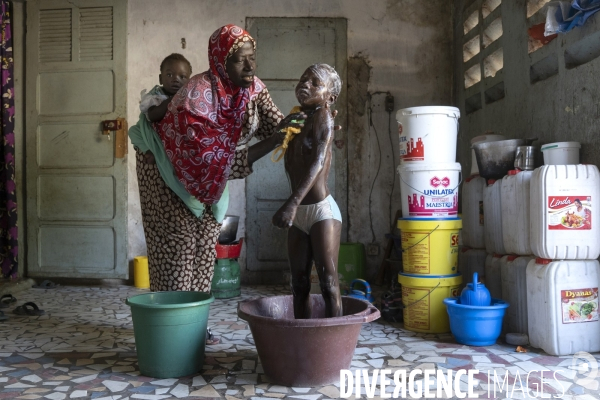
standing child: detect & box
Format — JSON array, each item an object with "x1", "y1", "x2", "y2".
[{"x1": 272, "y1": 64, "x2": 343, "y2": 319}]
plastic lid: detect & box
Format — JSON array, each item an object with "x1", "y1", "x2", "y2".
[
  {"x1": 465, "y1": 174, "x2": 480, "y2": 182},
  {"x1": 508, "y1": 170, "x2": 519, "y2": 175},
  {"x1": 507, "y1": 255, "x2": 518, "y2": 261},
  {"x1": 487, "y1": 179, "x2": 496, "y2": 185},
  {"x1": 493, "y1": 253, "x2": 503, "y2": 258},
  {"x1": 535, "y1": 258, "x2": 551, "y2": 264},
  {"x1": 541, "y1": 141, "x2": 581, "y2": 151}
]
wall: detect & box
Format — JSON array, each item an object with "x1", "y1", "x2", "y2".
[
  {"x1": 126, "y1": 0, "x2": 454, "y2": 282},
  {"x1": 454, "y1": 0, "x2": 600, "y2": 179}
]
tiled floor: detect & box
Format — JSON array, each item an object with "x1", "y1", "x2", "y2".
[{"x1": 1, "y1": 284, "x2": 599, "y2": 400}]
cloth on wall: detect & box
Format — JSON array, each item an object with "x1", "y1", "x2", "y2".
[
  {"x1": 0, "y1": 1, "x2": 17, "y2": 278},
  {"x1": 545, "y1": 0, "x2": 600, "y2": 35}
]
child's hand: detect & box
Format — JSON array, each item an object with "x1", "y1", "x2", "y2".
[
  {"x1": 144, "y1": 151, "x2": 156, "y2": 164},
  {"x1": 272, "y1": 203, "x2": 297, "y2": 229}
]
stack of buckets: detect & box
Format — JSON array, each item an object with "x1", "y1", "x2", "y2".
[{"x1": 395, "y1": 106, "x2": 463, "y2": 334}]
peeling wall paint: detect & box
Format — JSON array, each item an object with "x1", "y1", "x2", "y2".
[{"x1": 127, "y1": 0, "x2": 453, "y2": 281}]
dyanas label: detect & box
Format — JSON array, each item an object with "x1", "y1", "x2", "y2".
[
  {"x1": 561, "y1": 287, "x2": 599, "y2": 324},
  {"x1": 547, "y1": 196, "x2": 592, "y2": 230}
]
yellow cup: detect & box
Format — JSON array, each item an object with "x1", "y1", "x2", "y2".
[{"x1": 134, "y1": 256, "x2": 150, "y2": 289}]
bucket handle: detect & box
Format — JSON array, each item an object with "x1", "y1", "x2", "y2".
[
  {"x1": 402, "y1": 282, "x2": 441, "y2": 309},
  {"x1": 362, "y1": 304, "x2": 380, "y2": 322},
  {"x1": 398, "y1": 170, "x2": 463, "y2": 200},
  {"x1": 401, "y1": 225, "x2": 440, "y2": 254}
]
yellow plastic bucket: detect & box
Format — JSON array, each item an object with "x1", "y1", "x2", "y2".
[
  {"x1": 134, "y1": 256, "x2": 150, "y2": 289},
  {"x1": 397, "y1": 218, "x2": 462, "y2": 275},
  {"x1": 398, "y1": 273, "x2": 462, "y2": 333}
]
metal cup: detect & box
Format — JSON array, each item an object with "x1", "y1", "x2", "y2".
[{"x1": 514, "y1": 146, "x2": 537, "y2": 171}]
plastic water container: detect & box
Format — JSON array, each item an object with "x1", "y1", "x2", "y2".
[
  {"x1": 458, "y1": 247, "x2": 487, "y2": 289},
  {"x1": 483, "y1": 179, "x2": 506, "y2": 255},
  {"x1": 502, "y1": 255, "x2": 533, "y2": 335},
  {"x1": 396, "y1": 106, "x2": 460, "y2": 164},
  {"x1": 461, "y1": 175, "x2": 486, "y2": 249},
  {"x1": 526, "y1": 258, "x2": 600, "y2": 356},
  {"x1": 398, "y1": 162, "x2": 462, "y2": 218},
  {"x1": 470, "y1": 134, "x2": 505, "y2": 175},
  {"x1": 484, "y1": 253, "x2": 504, "y2": 300},
  {"x1": 530, "y1": 165, "x2": 600, "y2": 259},
  {"x1": 501, "y1": 170, "x2": 533, "y2": 255},
  {"x1": 541, "y1": 142, "x2": 581, "y2": 165}
]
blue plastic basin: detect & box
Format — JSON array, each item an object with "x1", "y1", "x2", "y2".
[{"x1": 443, "y1": 297, "x2": 509, "y2": 346}]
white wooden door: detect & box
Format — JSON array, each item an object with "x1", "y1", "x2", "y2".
[
  {"x1": 26, "y1": 0, "x2": 128, "y2": 279},
  {"x1": 245, "y1": 18, "x2": 348, "y2": 281}
]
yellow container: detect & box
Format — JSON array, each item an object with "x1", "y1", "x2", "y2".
[
  {"x1": 134, "y1": 256, "x2": 150, "y2": 289},
  {"x1": 398, "y1": 273, "x2": 462, "y2": 333},
  {"x1": 397, "y1": 218, "x2": 462, "y2": 275}
]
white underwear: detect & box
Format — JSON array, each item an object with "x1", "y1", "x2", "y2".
[{"x1": 292, "y1": 195, "x2": 342, "y2": 235}]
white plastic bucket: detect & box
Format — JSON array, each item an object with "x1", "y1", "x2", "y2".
[
  {"x1": 396, "y1": 106, "x2": 460, "y2": 164},
  {"x1": 398, "y1": 162, "x2": 462, "y2": 218},
  {"x1": 541, "y1": 141, "x2": 581, "y2": 165},
  {"x1": 470, "y1": 134, "x2": 505, "y2": 175}
]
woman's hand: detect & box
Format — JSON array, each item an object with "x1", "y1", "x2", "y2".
[
  {"x1": 272, "y1": 202, "x2": 297, "y2": 229},
  {"x1": 325, "y1": 103, "x2": 341, "y2": 131},
  {"x1": 273, "y1": 111, "x2": 307, "y2": 146}
]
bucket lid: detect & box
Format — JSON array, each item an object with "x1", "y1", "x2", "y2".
[
  {"x1": 508, "y1": 170, "x2": 519, "y2": 175},
  {"x1": 493, "y1": 254, "x2": 503, "y2": 258},
  {"x1": 398, "y1": 272, "x2": 462, "y2": 287},
  {"x1": 396, "y1": 105, "x2": 460, "y2": 120},
  {"x1": 487, "y1": 179, "x2": 496, "y2": 185},
  {"x1": 465, "y1": 174, "x2": 480, "y2": 182},
  {"x1": 535, "y1": 257, "x2": 551, "y2": 264},
  {"x1": 398, "y1": 161, "x2": 462, "y2": 173},
  {"x1": 507, "y1": 255, "x2": 518, "y2": 261},
  {"x1": 541, "y1": 142, "x2": 581, "y2": 152},
  {"x1": 398, "y1": 217, "x2": 462, "y2": 230}
]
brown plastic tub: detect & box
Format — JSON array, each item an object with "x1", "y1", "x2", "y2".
[{"x1": 237, "y1": 294, "x2": 380, "y2": 387}]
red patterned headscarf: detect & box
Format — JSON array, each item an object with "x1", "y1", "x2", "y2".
[{"x1": 157, "y1": 25, "x2": 264, "y2": 204}]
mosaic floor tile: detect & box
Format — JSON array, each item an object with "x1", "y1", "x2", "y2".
[{"x1": 0, "y1": 284, "x2": 598, "y2": 399}]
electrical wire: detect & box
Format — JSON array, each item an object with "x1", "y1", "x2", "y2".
[
  {"x1": 367, "y1": 91, "x2": 391, "y2": 244},
  {"x1": 388, "y1": 109, "x2": 396, "y2": 230}
]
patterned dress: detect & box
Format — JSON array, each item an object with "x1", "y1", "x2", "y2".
[{"x1": 136, "y1": 88, "x2": 283, "y2": 292}]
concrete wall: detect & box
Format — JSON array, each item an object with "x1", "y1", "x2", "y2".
[
  {"x1": 453, "y1": 0, "x2": 600, "y2": 179},
  {"x1": 126, "y1": 0, "x2": 454, "y2": 283}
]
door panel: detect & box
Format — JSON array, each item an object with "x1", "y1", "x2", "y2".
[
  {"x1": 245, "y1": 18, "x2": 347, "y2": 278},
  {"x1": 26, "y1": 0, "x2": 127, "y2": 279}
]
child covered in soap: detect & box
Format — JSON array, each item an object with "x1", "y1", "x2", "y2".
[{"x1": 272, "y1": 64, "x2": 343, "y2": 319}]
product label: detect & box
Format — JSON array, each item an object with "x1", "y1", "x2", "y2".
[
  {"x1": 399, "y1": 133, "x2": 425, "y2": 161},
  {"x1": 407, "y1": 190, "x2": 458, "y2": 216},
  {"x1": 450, "y1": 286, "x2": 460, "y2": 298},
  {"x1": 401, "y1": 231, "x2": 431, "y2": 274},
  {"x1": 547, "y1": 196, "x2": 592, "y2": 230},
  {"x1": 479, "y1": 200, "x2": 484, "y2": 226},
  {"x1": 402, "y1": 286, "x2": 430, "y2": 330},
  {"x1": 561, "y1": 287, "x2": 599, "y2": 324}
]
